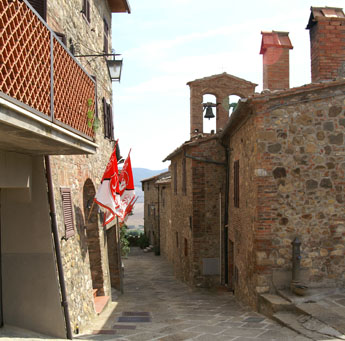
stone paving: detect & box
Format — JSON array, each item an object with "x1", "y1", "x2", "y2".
[
  {"x1": 76, "y1": 247, "x2": 308, "y2": 341},
  {"x1": 0, "y1": 247, "x2": 310, "y2": 340}
]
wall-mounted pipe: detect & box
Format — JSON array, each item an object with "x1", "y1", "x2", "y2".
[{"x1": 44, "y1": 156, "x2": 72, "y2": 339}]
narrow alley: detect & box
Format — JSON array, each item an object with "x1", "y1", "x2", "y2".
[{"x1": 74, "y1": 247, "x2": 307, "y2": 341}]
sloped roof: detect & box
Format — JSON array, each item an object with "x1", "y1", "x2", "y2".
[
  {"x1": 163, "y1": 134, "x2": 219, "y2": 161},
  {"x1": 141, "y1": 171, "x2": 170, "y2": 184},
  {"x1": 306, "y1": 7, "x2": 345, "y2": 29},
  {"x1": 220, "y1": 78, "x2": 345, "y2": 140},
  {"x1": 187, "y1": 72, "x2": 257, "y2": 87},
  {"x1": 260, "y1": 31, "x2": 293, "y2": 54},
  {"x1": 108, "y1": 0, "x2": 131, "y2": 13}
]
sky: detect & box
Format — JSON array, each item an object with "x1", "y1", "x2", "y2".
[{"x1": 112, "y1": 0, "x2": 344, "y2": 170}]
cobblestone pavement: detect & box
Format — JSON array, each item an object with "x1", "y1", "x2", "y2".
[
  {"x1": 0, "y1": 247, "x2": 310, "y2": 340},
  {"x1": 76, "y1": 247, "x2": 309, "y2": 341}
]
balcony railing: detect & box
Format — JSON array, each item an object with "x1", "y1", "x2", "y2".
[{"x1": 0, "y1": 0, "x2": 95, "y2": 140}]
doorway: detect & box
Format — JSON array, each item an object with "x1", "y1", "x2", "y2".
[{"x1": 228, "y1": 239, "x2": 235, "y2": 292}]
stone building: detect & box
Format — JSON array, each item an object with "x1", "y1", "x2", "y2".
[
  {"x1": 0, "y1": 0, "x2": 130, "y2": 337},
  {"x1": 220, "y1": 7, "x2": 345, "y2": 309},
  {"x1": 153, "y1": 5, "x2": 345, "y2": 312},
  {"x1": 141, "y1": 171, "x2": 171, "y2": 253},
  {"x1": 162, "y1": 73, "x2": 257, "y2": 287}
]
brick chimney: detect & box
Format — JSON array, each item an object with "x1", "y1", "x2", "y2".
[
  {"x1": 260, "y1": 31, "x2": 293, "y2": 91},
  {"x1": 306, "y1": 7, "x2": 345, "y2": 82}
]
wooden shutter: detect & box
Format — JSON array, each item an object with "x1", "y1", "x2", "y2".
[
  {"x1": 103, "y1": 19, "x2": 109, "y2": 54},
  {"x1": 54, "y1": 32, "x2": 67, "y2": 46},
  {"x1": 27, "y1": 0, "x2": 47, "y2": 21},
  {"x1": 60, "y1": 188, "x2": 75, "y2": 239},
  {"x1": 103, "y1": 97, "x2": 109, "y2": 138},
  {"x1": 174, "y1": 163, "x2": 177, "y2": 194},
  {"x1": 82, "y1": 0, "x2": 90, "y2": 23},
  {"x1": 103, "y1": 98, "x2": 114, "y2": 140},
  {"x1": 234, "y1": 160, "x2": 239, "y2": 208},
  {"x1": 182, "y1": 157, "x2": 186, "y2": 195}
]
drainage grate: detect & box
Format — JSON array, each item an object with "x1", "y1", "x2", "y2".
[
  {"x1": 122, "y1": 312, "x2": 150, "y2": 317},
  {"x1": 118, "y1": 316, "x2": 152, "y2": 323},
  {"x1": 92, "y1": 330, "x2": 116, "y2": 335},
  {"x1": 112, "y1": 324, "x2": 137, "y2": 330},
  {"x1": 243, "y1": 317, "x2": 265, "y2": 323}
]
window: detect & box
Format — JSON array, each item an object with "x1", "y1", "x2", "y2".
[
  {"x1": 148, "y1": 204, "x2": 150, "y2": 217},
  {"x1": 60, "y1": 188, "x2": 75, "y2": 239},
  {"x1": 174, "y1": 163, "x2": 177, "y2": 194},
  {"x1": 82, "y1": 0, "x2": 91, "y2": 23},
  {"x1": 234, "y1": 160, "x2": 239, "y2": 208},
  {"x1": 54, "y1": 32, "x2": 67, "y2": 46},
  {"x1": 182, "y1": 157, "x2": 186, "y2": 195},
  {"x1": 184, "y1": 238, "x2": 188, "y2": 257},
  {"x1": 103, "y1": 19, "x2": 109, "y2": 54},
  {"x1": 28, "y1": 0, "x2": 47, "y2": 21},
  {"x1": 176, "y1": 232, "x2": 179, "y2": 248},
  {"x1": 103, "y1": 98, "x2": 114, "y2": 140}
]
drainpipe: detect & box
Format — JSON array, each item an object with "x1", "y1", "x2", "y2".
[
  {"x1": 44, "y1": 156, "x2": 73, "y2": 340},
  {"x1": 223, "y1": 146, "x2": 230, "y2": 285}
]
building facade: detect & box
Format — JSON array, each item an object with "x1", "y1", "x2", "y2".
[
  {"x1": 220, "y1": 6, "x2": 345, "y2": 309},
  {"x1": 0, "y1": 0, "x2": 130, "y2": 337}
]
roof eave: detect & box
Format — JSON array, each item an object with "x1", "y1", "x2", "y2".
[{"x1": 108, "y1": 0, "x2": 131, "y2": 13}]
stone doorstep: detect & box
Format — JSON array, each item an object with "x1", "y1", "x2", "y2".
[
  {"x1": 258, "y1": 293, "x2": 295, "y2": 317},
  {"x1": 94, "y1": 295, "x2": 110, "y2": 315}
]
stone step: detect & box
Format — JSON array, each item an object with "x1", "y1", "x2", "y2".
[
  {"x1": 94, "y1": 295, "x2": 110, "y2": 315},
  {"x1": 296, "y1": 302, "x2": 345, "y2": 335},
  {"x1": 273, "y1": 311, "x2": 345, "y2": 340},
  {"x1": 258, "y1": 294, "x2": 295, "y2": 317}
]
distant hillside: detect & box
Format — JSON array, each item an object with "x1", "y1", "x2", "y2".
[
  {"x1": 132, "y1": 168, "x2": 168, "y2": 187},
  {"x1": 125, "y1": 168, "x2": 168, "y2": 226}
]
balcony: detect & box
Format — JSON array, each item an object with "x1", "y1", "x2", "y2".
[{"x1": 0, "y1": 0, "x2": 97, "y2": 155}]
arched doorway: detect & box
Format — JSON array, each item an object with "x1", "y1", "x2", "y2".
[{"x1": 83, "y1": 179, "x2": 105, "y2": 296}]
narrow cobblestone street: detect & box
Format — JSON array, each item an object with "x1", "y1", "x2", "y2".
[{"x1": 76, "y1": 247, "x2": 308, "y2": 341}]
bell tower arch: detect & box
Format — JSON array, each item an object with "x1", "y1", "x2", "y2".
[{"x1": 187, "y1": 73, "x2": 257, "y2": 138}]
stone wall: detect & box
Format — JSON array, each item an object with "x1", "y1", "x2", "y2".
[
  {"x1": 47, "y1": 0, "x2": 117, "y2": 333},
  {"x1": 168, "y1": 137, "x2": 226, "y2": 287},
  {"x1": 157, "y1": 181, "x2": 173, "y2": 262},
  {"x1": 225, "y1": 80, "x2": 345, "y2": 308},
  {"x1": 142, "y1": 178, "x2": 159, "y2": 247},
  {"x1": 226, "y1": 113, "x2": 258, "y2": 307},
  {"x1": 170, "y1": 153, "x2": 193, "y2": 283}
]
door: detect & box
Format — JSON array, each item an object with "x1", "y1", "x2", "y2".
[
  {"x1": 0, "y1": 189, "x2": 3, "y2": 326},
  {"x1": 228, "y1": 239, "x2": 235, "y2": 292}
]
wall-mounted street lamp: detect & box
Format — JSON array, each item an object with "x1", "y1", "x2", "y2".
[{"x1": 75, "y1": 53, "x2": 123, "y2": 82}]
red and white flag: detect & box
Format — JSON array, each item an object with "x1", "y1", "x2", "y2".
[
  {"x1": 118, "y1": 151, "x2": 136, "y2": 221},
  {"x1": 121, "y1": 196, "x2": 138, "y2": 223},
  {"x1": 94, "y1": 144, "x2": 121, "y2": 225}
]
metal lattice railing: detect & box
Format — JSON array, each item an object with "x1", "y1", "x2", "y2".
[{"x1": 0, "y1": 0, "x2": 95, "y2": 139}]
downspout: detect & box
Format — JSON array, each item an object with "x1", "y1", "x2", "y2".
[
  {"x1": 223, "y1": 145, "x2": 230, "y2": 285},
  {"x1": 156, "y1": 185, "x2": 160, "y2": 255},
  {"x1": 44, "y1": 156, "x2": 73, "y2": 340}
]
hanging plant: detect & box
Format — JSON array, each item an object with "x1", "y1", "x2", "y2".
[{"x1": 86, "y1": 98, "x2": 100, "y2": 132}]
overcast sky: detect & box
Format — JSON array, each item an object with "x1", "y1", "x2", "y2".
[{"x1": 112, "y1": 0, "x2": 344, "y2": 170}]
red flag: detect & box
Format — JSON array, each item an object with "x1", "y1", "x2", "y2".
[
  {"x1": 94, "y1": 143, "x2": 121, "y2": 225},
  {"x1": 118, "y1": 151, "x2": 136, "y2": 221},
  {"x1": 121, "y1": 196, "x2": 138, "y2": 223}
]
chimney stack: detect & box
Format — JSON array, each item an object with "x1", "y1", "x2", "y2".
[
  {"x1": 306, "y1": 7, "x2": 345, "y2": 82},
  {"x1": 260, "y1": 31, "x2": 293, "y2": 91}
]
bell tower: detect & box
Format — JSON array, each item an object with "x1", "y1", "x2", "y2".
[{"x1": 187, "y1": 73, "x2": 257, "y2": 138}]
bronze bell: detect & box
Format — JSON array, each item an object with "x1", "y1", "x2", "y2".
[{"x1": 204, "y1": 106, "x2": 215, "y2": 120}]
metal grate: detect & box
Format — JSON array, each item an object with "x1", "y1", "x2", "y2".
[
  {"x1": 122, "y1": 312, "x2": 150, "y2": 317},
  {"x1": 0, "y1": 0, "x2": 51, "y2": 116},
  {"x1": 0, "y1": 0, "x2": 95, "y2": 139},
  {"x1": 53, "y1": 38, "x2": 94, "y2": 137}
]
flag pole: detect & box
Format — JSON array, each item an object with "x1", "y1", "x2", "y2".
[{"x1": 87, "y1": 201, "x2": 96, "y2": 223}]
